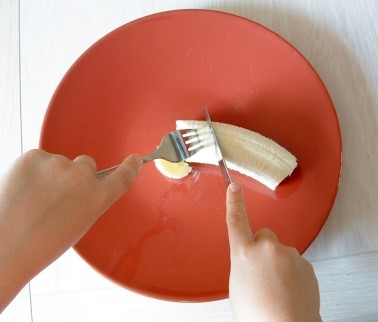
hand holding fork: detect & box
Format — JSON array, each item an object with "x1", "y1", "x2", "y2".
[{"x1": 96, "y1": 129, "x2": 203, "y2": 180}]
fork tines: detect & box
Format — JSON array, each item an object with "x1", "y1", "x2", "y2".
[{"x1": 182, "y1": 127, "x2": 213, "y2": 156}]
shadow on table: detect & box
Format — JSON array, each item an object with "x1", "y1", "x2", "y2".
[{"x1": 205, "y1": 1, "x2": 378, "y2": 261}]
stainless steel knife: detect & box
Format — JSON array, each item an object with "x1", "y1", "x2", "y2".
[{"x1": 204, "y1": 107, "x2": 233, "y2": 185}]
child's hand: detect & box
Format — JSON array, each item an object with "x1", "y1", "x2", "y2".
[
  {"x1": 226, "y1": 182, "x2": 321, "y2": 322},
  {"x1": 0, "y1": 149, "x2": 142, "y2": 311}
]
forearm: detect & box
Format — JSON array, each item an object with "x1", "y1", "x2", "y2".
[
  {"x1": 0, "y1": 198, "x2": 69, "y2": 312},
  {"x1": 0, "y1": 211, "x2": 36, "y2": 312},
  {"x1": 0, "y1": 202, "x2": 88, "y2": 313},
  {"x1": 0, "y1": 151, "x2": 142, "y2": 313},
  {"x1": 0, "y1": 245, "x2": 32, "y2": 313}
]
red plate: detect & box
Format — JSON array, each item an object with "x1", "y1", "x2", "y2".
[{"x1": 40, "y1": 10, "x2": 341, "y2": 302}]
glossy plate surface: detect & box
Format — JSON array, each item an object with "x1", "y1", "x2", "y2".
[{"x1": 40, "y1": 10, "x2": 341, "y2": 302}]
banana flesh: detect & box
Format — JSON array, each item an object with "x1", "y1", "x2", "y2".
[
  {"x1": 154, "y1": 159, "x2": 192, "y2": 179},
  {"x1": 154, "y1": 120, "x2": 297, "y2": 190}
]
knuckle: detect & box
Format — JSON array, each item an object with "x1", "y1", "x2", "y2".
[
  {"x1": 117, "y1": 163, "x2": 138, "y2": 189},
  {"x1": 260, "y1": 238, "x2": 277, "y2": 252},
  {"x1": 48, "y1": 155, "x2": 71, "y2": 173},
  {"x1": 83, "y1": 154, "x2": 95, "y2": 162},
  {"x1": 18, "y1": 150, "x2": 65, "y2": 175},
  {"x1": 77, "y1": 154, "x2": 96, "y2": 165},
  {"x1": 287, "y1": 246, "x2": 300, "y2": 256},
  {"x1": 228, "y1": 204, "x2": 245, "y2": 218},
  {"x1": 302, "y1": 258, "x2": 315, "y2": 272},
  {"x1": 259, "y1": 227, "x2": 274, "y2": 236},
  {"x1": 120, "y1": 164, "x2": 138, "y2": 188},
  {"x1": 228, "y1": 192, "x2": 244, "y2": 203},
  {"x1": 227, "y1": 199, "x2": 246, "y2": 215},
  {"x1": 227, "y1": 211, "x2": 246, "y2": 225},
  {"x1": 25, "y1": 148, "x2": 42, "y2": 157},
  {"x1": 73, "y1": 162, "x2": 95, "y2": 179},
  {"x1": 234, "y1": 244, "x2": 252, "y2": 261},
  {"x1": 21, "y1": 149, "x2": 44, "y2": 165}
]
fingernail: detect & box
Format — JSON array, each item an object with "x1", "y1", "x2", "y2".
[
  {"x1": 229, "y1": 182, "x2": 241, "y2": 192},
  {"x1": 133, "y1": 154, "x2": 144, "y2": 166}
]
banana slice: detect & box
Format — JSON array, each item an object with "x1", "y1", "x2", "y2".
[
  {"x1": 154, "y1": 120, "x2": 297, "y2": 190},
  {"x1": 154, "y1": 159, "x2": 192, "y2": 179}
]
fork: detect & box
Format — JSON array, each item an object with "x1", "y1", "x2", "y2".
[{"x1": 95, "y1": 129, "x2": 203, "y2": 180}]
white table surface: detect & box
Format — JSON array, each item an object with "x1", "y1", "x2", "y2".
[{"x1": 1, "y1": 1, "x2": 377, "y2": 321}]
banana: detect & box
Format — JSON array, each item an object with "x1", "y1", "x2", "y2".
[
  {"x1": 155, "y1": 120, "x2": 297, "y2": 190},
  {"x1": 154, "y1": 159, "x2": 192, "y2": 179}
]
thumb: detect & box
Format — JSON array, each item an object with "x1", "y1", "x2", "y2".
[
  {"x1": 226, "y1": 182, "x2": 254, "y2": 251},
  {"x1": 100, "y1": 154, "x2": 143, "y2": 208}
]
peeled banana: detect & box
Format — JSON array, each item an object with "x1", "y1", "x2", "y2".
[{"x1": 155, "y1": 120, "x2": 297, "y2": 190}]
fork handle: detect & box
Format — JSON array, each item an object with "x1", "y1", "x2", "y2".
[
  {"x1": 96, "y1": 153, "x2": 158, "y2": 180},
  {"x1": 96, "y1": 165, "x2": 120, "y2": 180}
]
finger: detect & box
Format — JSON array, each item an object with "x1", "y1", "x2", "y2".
[
  {"x1": 100, "y1": 154, "x2": 143, "y2": 208},
  {"x1": 226, "y1": 182, "x2": 254, "y2": 250},
  {"x1": 253, "y1": 228, "x2": 279, "y2": 243},
  {"x1": 73, "y1": 155, "x2": 97, "y2": 172}
]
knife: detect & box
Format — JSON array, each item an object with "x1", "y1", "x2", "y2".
[{"x1": 204, "y1": 107, "x2": 233, "y2": 185}]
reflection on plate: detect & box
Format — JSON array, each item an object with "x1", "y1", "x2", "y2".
[{"x1": 40, "y1": 10, "x2": 341, "y2": 302}]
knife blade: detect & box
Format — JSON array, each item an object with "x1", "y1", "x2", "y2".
[{"x1": 204, "y1": 107, "x2": 233, "y2": 185}]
